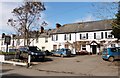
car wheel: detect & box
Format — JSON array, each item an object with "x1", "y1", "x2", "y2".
[{"x1": 108, "y1": 57, "x2": 114, "y2": 62}]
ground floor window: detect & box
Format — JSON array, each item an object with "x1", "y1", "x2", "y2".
[
  {"x1": 53, "y1": 45, "x2": 57, "y2": 50},
  {"x1": 1, "y1": 47, "x2": 5, "y2": 52},
  {"x1": 111, "y1": 44, "x2": 115, "y2": 47},
  {"x1": 42, "y1": 47, "x2": 45, "y2": 51},
  {"x1": 82, "y1": 45, "x2": 86, "y2": 50},
  {"x1": 65, "y1": 44, "x2": 69, "y2": 49}
]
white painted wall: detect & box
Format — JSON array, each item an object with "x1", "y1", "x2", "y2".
[{"x1": 0, "y1": 30, "x2": 119, "y2": 54}]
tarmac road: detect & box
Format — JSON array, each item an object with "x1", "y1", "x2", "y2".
[{"x1": 1, "y1": 55, "x2": 120, "y2": 77}]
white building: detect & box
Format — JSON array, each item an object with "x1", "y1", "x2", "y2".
[
  {"x1": 0, "y1": 19, "x2": 120, "y2": 54},
  {"x1": 51, "y1": 20, "x2": 120, "y2": 54}
]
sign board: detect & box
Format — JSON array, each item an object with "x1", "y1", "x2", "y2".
[{"x1": 4, "y1": 36, "x2": 11, "y2": 45}]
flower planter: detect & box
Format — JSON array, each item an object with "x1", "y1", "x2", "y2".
[
  {"x1": 0, "y1": 54, "x2": 19, "y2": 62},
  {"x1": 5, "y1": 55, "x2": 19, "y2": 60}
]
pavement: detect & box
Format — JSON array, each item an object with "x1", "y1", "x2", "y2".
[{"x1": 0, "y1": 55, "x2": 120, "y2": 77}]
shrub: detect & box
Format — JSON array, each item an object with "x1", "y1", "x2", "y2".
[{"x1": 0, "y1": 52, "x2": 16, "y2": 55}]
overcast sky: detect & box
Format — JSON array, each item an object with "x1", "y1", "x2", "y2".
[{"x1": 0, "y1": 0, "x2": 118, "y2": 35}]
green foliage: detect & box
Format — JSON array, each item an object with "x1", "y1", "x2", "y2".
[
  {"x1": 111, "y1": 3, "x2": 120, "y2": 40},
  {"x1": 0, "y1": 52, "x2": 16, "y2": 55}
]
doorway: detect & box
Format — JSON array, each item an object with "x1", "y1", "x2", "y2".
[{"x1": 91, "y1": 45, "x2": 97, "y2": 54}]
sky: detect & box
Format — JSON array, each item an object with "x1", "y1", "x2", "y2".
[{"x1": 0, "y1": 1, "x2": 118, "y2": 35}]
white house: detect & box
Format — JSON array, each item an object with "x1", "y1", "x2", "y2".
[
  {"x1": 0, "y1": 30, "x2": 53, "y2": 52},
  {"x1": 0, "y1": 19, "x2": 120, "y2": 54},
  {"x1": 51, "y1": 20, "x2": 120, "y2": 54}
]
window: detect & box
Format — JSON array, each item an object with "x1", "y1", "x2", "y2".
[
  {"x1": 69, "y1": 34, "x2": 71, "y2": 40},
  {"x1": 17, "y1": 39, "x2": 20, "y2": 45},
  {"x1": 101, "y1": 32, "x2": 103, "y2": 39},
  {"x1": 53, "y1": 45, "x2": 57, "y2": 50},
  {"x1": 108, "y1": 35, "x2": 112, "y2": 38},
  {"x1": 105, "y1": 32, "x2": 107, "y2": 38},
  {"x1": 52, "y1": 35, "x2": 54, "y2": 41},
  {"x1": 82, "y1": 45, "x2": 86, "y2": 50},
  {"x1": 64, "y1": 34, "x2": 67, "y2": 40},
  {"x1": 56, "y1": 35, "x2": 58, "y2": 41},
  {"x1": 42, "y1": 47, "x2": 45, "y2": 51},
  {"x1": 81, "y1": 34, "x2": 86, "y2": 39},
  {"x1": 1, "y1": 41, "x2": 4, "y2": 45},
  {"x1": 45, "y1": 38, "x2": 48, "y2": 43},
  {"x1": 111, "y1": 44, "x2": 115, "y2": 47},
  {"x1": 65, "y1": 44, "x2": 69, "y2": 49},
  {"x1": 86, "y1": 33, "x2": 88, "y2": 39},
  {"x1": 94, "y1": 33, "x2": 96, "y2": 39},
  {"x1": 80, "y1": 34, "x2": 81, "y2": 39}
]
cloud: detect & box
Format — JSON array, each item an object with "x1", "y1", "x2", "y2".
[
  {"x1": 0, "y1": 2, "x2": 22, "y2": 34},
  {"x1": 74, "y1": 14, "x2": 95, "y2": 23}
]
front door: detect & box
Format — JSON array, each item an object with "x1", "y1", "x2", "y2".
[{"x1": 91, "y1": 45, "x2": 97, "y2": 54}]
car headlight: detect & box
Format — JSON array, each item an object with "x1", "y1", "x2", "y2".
[
  {"x1": 31, "y1": 52, "x2": 34, "y2": 55},
  {"x1": 35, "y1": 53, "x2": 38, "y2": 55}
]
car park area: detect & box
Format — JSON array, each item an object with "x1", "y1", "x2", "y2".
[{"x1": 1, "y1": 55, "x2": 120, "y2": 76}]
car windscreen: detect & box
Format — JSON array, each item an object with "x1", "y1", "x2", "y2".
[
  {"x1": 9, "y1": 49, "x2": 17, "y2": 52},
  {"x1": 29, "y1": 47, "x2": 37, "y2": 51},
  {"x1": 19, "y1": 47, "x2": 28, "y2": 51},
  {"x1": 111, "y1": 48, "x2": 117, "y2": 52},
  {"x1": 118, "y1": 48, "x2": 120, "y2": 52}
]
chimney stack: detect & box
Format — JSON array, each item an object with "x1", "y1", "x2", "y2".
[{"x1": 56, "y1": 23, "x2": 61, "y2": 29}]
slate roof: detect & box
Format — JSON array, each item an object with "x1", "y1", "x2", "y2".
[{"x1": 52, "y1": 19, "x2": 113, "y2": 34}]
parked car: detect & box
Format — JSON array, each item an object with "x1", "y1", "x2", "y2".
[
  {"x1": 52, "y1": 48, "x2": 72, "y2": 57},
  {"x1": 18, "y1": 46, "x2": 46, "y2": 60},
  {"x1": 9, "y1": 49, "x2": 18, "y2": 52},
  {"x1": 102, "y1": 47, "x2": 120, "y2": 62},
  {"x1": 45, "y1": 50, "x2": 53, "y2": 56},
  {"x1": 77, "y1": 50, "x2": 89, "y2": 55}
]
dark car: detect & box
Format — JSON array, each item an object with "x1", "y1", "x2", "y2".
[
  {"x1": 18, "y1": 46, "x2": 46, "y2": 60},
  {"x1": 52, "y1": 48, "x2": 72, "y2": 57},
  {"x1": 45, "y1": 50, "x2": 53, "y2": 56}
]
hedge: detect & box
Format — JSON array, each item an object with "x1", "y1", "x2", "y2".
[{"x1": 0, "y1": 52, "x2": 17, "y2": 55}]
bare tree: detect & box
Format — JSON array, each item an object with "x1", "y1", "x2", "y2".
[{"x1": 7, "y1": 1, "x2": 46, "y2": 46}]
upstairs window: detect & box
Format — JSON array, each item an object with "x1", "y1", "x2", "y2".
[
  {"x1": 81, "y1": 34, "x2": 86, "y2": 39},
  {"x1": 107, "y1": 32, "x2": 113, "y2": 39},
  {"x1": 80, "y1": 34, "x2": 81, "y2": 39},
  {"x1": 52, "y1": 35, "x2": 58, "y2": 41},
  {"x1": 52, "y1": 35, "x2": 54, "y2": 41},
  {"x1": 101, "y1": 32, "x2": 103, "y2": 39},
  {"x1": 86, "y1": 33, "x2": 88, "y2": 39},
  {"x1": 56, "y1": 35, "x2": 58, "y2": 41},
  {"x1": 94, "y1": 33, "x2": 96, "y2": 39},
  {"x1": 64, "y1": 34, "x2": 67, "y2": 40},
  {"x1": 69, "y1": 34, "x2": 71, "y2": 40},
  {"x1": 45, "y1": 38, "x2": 48, "y2": 43},
  {"x1": 105, "y1": 32, "x2": 107, "y2": 38}
]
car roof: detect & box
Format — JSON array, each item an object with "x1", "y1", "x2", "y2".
[{"x1": 107, "y1": 47, "x2": 120, "y2": 49}]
